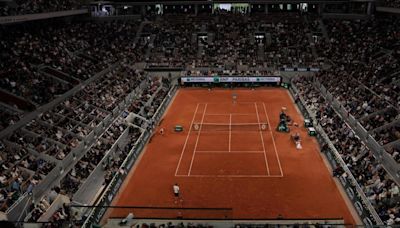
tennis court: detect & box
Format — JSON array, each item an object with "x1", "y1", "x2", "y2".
[
  {"x1": 109, "y1": 88, "x2": 355, "y2": 224},
  {"x1": 175, "y1": 102, "x2": 283, "y2": 177}
]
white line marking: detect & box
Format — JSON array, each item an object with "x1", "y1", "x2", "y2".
[
  {"x1": 197, "y1": 102, "x2": 258, "y2": 105},
  {"x1": 193, "y1": 130, "x2": 266, "y2": 134},
  {"x1": 263, "y1": 102, "x2": 284, "y2": 177},
  {"x1": 229, "y1": 114, "x2": 232, "y2": 152},
  {"x1": 254, "y1": 102, "x2": 270, "y2": 175},
  {"x1": 175, "y1": 174, "x2": 283, "y2": 178},
  {"x1": 204, "y1": 113, "x2": 257, "y2": 116},
  {"x1": 174, "y1": 103, "x2": 200, "y2": 176},
  {"x1": 193, "y1": 122, "x2": 268, "y2": 125},
  {"x1": 188, "y1": 103, "x2": 208, "y2": 175},
  {"x1": 196, "y1": 150, "x2": 264, "y2": 153}
]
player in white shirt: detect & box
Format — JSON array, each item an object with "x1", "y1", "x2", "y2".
[{"x1": 173, "y1": 183, "x2": 180, "y2": 197}]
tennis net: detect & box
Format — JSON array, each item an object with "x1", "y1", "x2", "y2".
[{"x1": 192, "y1": 122, "x2": 268, "y2": 132}]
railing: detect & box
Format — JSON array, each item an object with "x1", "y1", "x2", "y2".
[
  {"x1": 314, "y1": 79, "x2": 400, "y2": 186},
  {"x1": 152, "y1": 84, "x2": 178, "y2": 124},
  {"x1": 289, "y1": 82, "x2": 383, "y2": 226},
  {"x1": 71, "y1": 125, "x2": 130, "y2": 205},
  {"x1": 81, "y1": 82, "x2": 178, "y2": 227},
  {"x1": 5, "y1": 194, "x2": 31, "y2": 222},
  {"x1": 3, "y1": 64, "x2": 120, "y2": 222}
]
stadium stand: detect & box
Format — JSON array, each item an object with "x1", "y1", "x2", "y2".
[
  {"x1": 294, "y1": 76, "x2": 400, "y2": 225},
  {"x1": 144, "y1": 13, "x2": 317, "y2": 69},
  {"x1": 0, "y1": 0, "x2": 81, "y2": 16},
  {"x1": 0, "y1": 20, "x2": 141, "y2": 130},
  {"x1": 382, "y1": 0, "x2": 400, "y2": 8},
  {"x1": 314, "y1": 17, "x2": 400, "y2": 160}
]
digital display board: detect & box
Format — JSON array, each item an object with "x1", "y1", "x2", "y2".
[{"x1": 180, "y1": 76, "x2": 281, "y2": 83}]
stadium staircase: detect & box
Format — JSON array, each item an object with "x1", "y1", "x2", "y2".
[
  {"x1": 0, "y1": 89, "x2": 36, "y2": 112},
  {"x1": 0, "y1": 102, "x2": 24, "y2": 120},
  {"x1": 306, "y1": 33, "x2": 318, "y2": 59},
  {"x1": 41, "y1": 66, "x2": 80, "y2": 85},
  {"x1": 257, "y1": 43, "x2": 265, "y2": 62},
  {"x1": 145, "y1": 34, "x2": 156, "y2": 60},
  {"x1": 133, "y1": 21, "x2": 148, "y2": 46},
  {"x1": 390, "y1": 71, "x2": 400, "y2": 85},
  {"x1": 318, "y1": 19, "x2": 330, "y2": 42}
]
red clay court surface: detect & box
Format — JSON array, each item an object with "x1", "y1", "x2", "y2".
[{"x1": 109, "y1": 88, "x2": 355, "y2": 224}]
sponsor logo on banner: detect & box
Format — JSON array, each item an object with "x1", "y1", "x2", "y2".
[
  {"x1": 94, "y1": 206, "x2": 107, "y2": 224},
  {"x1": 355, "y1": 201, "x2": 364, "y2": 216},
  {"x1": 181, "y1": 77, "x2": 214, "y2": 82},
  {"x1": 346, "y1": 187, "x2": 355, "y2": 200},
  {"x1": 363, "y1": 217, "x2": 373, "y2": 226},
  {"x1": 181, "y1": 77, "x2": 281, "y2": 83},
  {"x1": 339, "y1": 176, "x2": 347, "y2": 186}
]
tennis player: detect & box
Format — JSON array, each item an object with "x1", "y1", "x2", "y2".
[
  {"x1": 173, "y1": 183, "x2": 180, "y2": 198},
  {"x1": 232, "y1": 93, "x2": 237, "y2": 104}
]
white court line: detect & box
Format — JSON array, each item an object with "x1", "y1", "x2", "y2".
[
  {"x1": 196, "y1": 150, "x2": 264, "y2": 153},
  {"x1": 197, "y1": 102, "x2": 260, "y2": 105},
  {"x1": 193, "y1": 122, "x2": 268, "y2": 125},
  {"x1": 175, "y1": 174, "x2": 283, "y2": 178},
  {"x1": 194, "y1": 130, "x2": 267, "y2": 134},
  {"x1": 174, "y1": 103, "x2": 200, "y2": 176},
  {"x1": 263, "y1": 102, "x2": 284, "y2": 177},
  {"x1": 188, "y1": 103, "x2": 208, "y2": 176},
  {"x1": 204, "y1": 113, "x2": 257, "y2": 116},
  {"x1": 229, "y1": 114, "x2": 232, "y2": 152},
  {"x1": 254, "y1": 102, "x2": 270, "y2": 176}
]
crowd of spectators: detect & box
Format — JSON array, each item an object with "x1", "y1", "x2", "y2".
[
  {"x1": 382, "y1": 0, "x2": 400, "y2": 8},
  {"x1": 142, "y1": 78, "x2": 171, "y2": 120},
  {"x1": 0, "y1": 20, "x2": 141, "y2": 131},
  {"x1": 360, "y1": 108, "x2": 398, "y2": 132},
  {"x1": 126, "y1": 76, "x2": 170, "y2": 121},
  {"x1": 373, "y1": 124, "x2": 400, "y2": 149},
  {"x1": 262, "y1": 14, "x2": 315, "y2": 68},
  {"x1": 60, "y1": 116, "x2": 129, "y2": 197},
  {"x1": 0, "y1": 13, "x2": 319, "y2": 130},
  {"x1": 0, "y1": 139, "x2": 55, "y2": 212},
  {"x1": 315, "y1": 17, "x2": 400, "y2": 155},
  {"x1": 295, "y1": 76, "x2": 400, "y2": 226},
  {"x1": 0, "y1": 63, "x2": 154, "y2": 215},
  {"x1": 147, "y1": 16, "x2": 199, "y2": 67},
  {"x1": 144, "y1": 13, "x2": 317, "y2": 69},
  {"x1": 18, "y1": 69, "x2": 170, "y2": 222},
  {"x1": 0, "y1": 0, "x2": 81, "y2": 17},
  {"x1": 203, "y1": 14, "x2": 259, "y2": 67}
]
